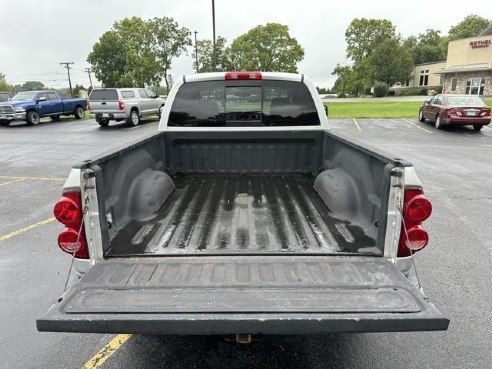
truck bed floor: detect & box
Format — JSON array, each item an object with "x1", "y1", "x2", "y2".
[{"x1": 108, "y1": 175, "x2": 376, "y2": 256}]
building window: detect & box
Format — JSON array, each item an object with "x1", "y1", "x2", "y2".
[
  {"x1": 450, "y1": 77, "x2": 457, "y2": 92},
  {"x1": 419, "y1": 70, "x2": 429, "y2": 86},
  {"x1": 466, "y1": 77, "x2": 485, "y2": 95}
]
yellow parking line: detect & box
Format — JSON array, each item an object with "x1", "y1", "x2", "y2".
[
  {"x1": 0, "y1": 175, "x2": 65, "y2": 181},
  {"x1": 352, "y1": 118, "x2": 362, "y2": 131},
  {"x1": 82, "y1": 334, "x2": 132, "y2": 369},
  {"x1": 0, "y1": 178, "x2": 26, "y2": 187},
  {"x1": 401, "y1": 118, "x2": 432, "y2": 134},
  {"x1": 0, "y1": 217, "x2": 56, "y2": 242}
]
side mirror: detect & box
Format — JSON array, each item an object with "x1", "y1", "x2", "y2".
[{"x1": 37, "y1": 96, "x2": 47, "y2": 102}]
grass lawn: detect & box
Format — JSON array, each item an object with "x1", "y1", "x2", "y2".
[{"x1": 325, "y1": 100, "x2": 492, "y2": 119}]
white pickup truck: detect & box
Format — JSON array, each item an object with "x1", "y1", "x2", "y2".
[{"x1": 38, "y1": 72, "x2": 448, "y2": 335}]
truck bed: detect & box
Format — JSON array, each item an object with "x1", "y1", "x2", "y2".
[{"x1": 107, "y1": 174, "x2": 376, "y2": 256}]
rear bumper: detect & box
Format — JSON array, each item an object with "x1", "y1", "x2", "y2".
[
  {"x1": 442, "y1": 117, "x2": 491, "y2": 125},
  {"x1": 90, "y1": 112, "x2": 129, "y2": 120}
]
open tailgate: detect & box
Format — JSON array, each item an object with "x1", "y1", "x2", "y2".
[{"x1": 37, "y1": 256, "x2": 449, "y2": 334}]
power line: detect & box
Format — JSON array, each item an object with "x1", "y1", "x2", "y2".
[{"x1": 60, "y1": 62, "x2": 74, "y2": 97}]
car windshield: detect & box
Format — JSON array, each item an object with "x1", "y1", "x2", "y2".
[
  {"x1": 11, "y1": 91, "x2": 38, "y2": 101},
  {"x1": 447, "y1": 96, "x2": 484, "y2": 106},
  {"x1": 169, "y1": 80, "x2": 320, "y2": 127}
]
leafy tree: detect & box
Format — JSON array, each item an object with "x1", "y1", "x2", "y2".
[
  {"x1": 225, "y1": 23, "x2": 304, "y2": 72},
  {"x1": 19, "y1": 81, "x2": 45, "y2": 91},
  {"x1": 192, "y1": 36, "x2": 228, "y2": 72},
  {"x1": 0, "y1": 73, "x2": 12, "y2": 92},
  {"x1": 345, "y1": 18, "x2": 396, "y2": 63},
  {"x1": 404, "y1": 29, "x2": 447, "y2": 64},
  {"x1": 88, "y1": 16, "x2": 190, "y2": 89},
  {"x1": 448, "y1": 15, "x2": 491, "y2": 41},
  {"x1": 369, "y1": 38, "x2": 414, "y2": 86},
  {"x1": 148, "y1": 17, "x2": 191, "y2": 92},
  {"x1": 331, "y1": 64, "x2": 354, "y2": 95}
]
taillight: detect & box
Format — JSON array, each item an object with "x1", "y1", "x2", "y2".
[
  {"x1": 225, "y1": 71, "x2": 262, "y2": 80},
  {"x1": 87, "y1": 100, "x2": 91, "y2": 111},
  {"x1": 118, "y1": 100, "x2": 125, "y2": 110},
  {"x1": 481, "y1": 109, "x2": 490, "y2": 117},
  {"x1": 53, "y1": 189, "x2": 89, "y2": 259},
  {"x1": 398, "y1": 187, "x2": 432, "y2": 257}
]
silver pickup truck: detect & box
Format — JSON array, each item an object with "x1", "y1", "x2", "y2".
[
  {"x1": 88, "y1": 88, "x2": 165, "y2": 127},
  {"x1": 38, "y1": 72, "x2": 448, "y2": 335}
]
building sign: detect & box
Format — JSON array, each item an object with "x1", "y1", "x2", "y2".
[{"x1": 469, "y1": 39, "x2": 491, "y2": 49}]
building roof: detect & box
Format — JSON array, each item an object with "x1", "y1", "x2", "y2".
[
  {"x1": 479, "y1": 23, "x2": 492, "y2": 36},
  {"x1": 437, "y1": 63, "x2": 492, "y2": 74}
]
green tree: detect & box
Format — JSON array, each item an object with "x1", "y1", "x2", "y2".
[
  {"x1": 225, "y1": 23, "x2": 304, "y2": 72},
  {"x1": 369, "y1": 38, "x2": 414, "y2": 86},
  {"x1": 0, "y1": 73, "x2": 13, "y2": 92},
  {"x1": 345, "y1": 18, "x2": 396, "y2": 63},
  {"x1": 404, "y1": 29, "x2": 447, "y2": 64},
  {"x1": 148, "y1": 17, "x2": 191, "y2": 92},
  {"x1": 192, "y1": 36, "x2": 228, "y2": 72},
  {"x1": 448, "y1": 15, "x2": 491, "y2": 41},
  {"x1": 20, "y1": 81, "x2": 45, "y2": 91},
  {"x1": 331, "y1": 64, "x2": 354, "y2": 95},
  {"x1": 88, "y1": 16, "x2": 190, "y2": 89}
]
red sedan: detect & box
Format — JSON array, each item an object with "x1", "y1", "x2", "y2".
[{"x1": 418, "y1": 94, "x2": 491, "y2": 131}]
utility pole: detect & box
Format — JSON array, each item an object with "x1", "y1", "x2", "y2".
[
  {"x1": 60, "y1": 62, "x2": 74, "y2": 97},
  {"x1": 194, "y1": 31, "x2": 199, "y2": 73},
  {"x1": 212, "y1": 0, "x2": 216, "y2": 72},
  {"x1": 84, "y1": 67, "x2": 93, "y2": 89}
]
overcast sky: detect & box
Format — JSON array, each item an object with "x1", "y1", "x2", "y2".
[{"x1": 1, "y1": 0, "x2": 491, "y2": 89}]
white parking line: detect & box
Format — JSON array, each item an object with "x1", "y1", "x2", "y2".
[
  {"x1": 0, "y1": 178, "x2": 26, "y2": 187},
  {"x1": 352, "y1": 118, "x2": 362, "y2": 131},
  {"x1": 401, "y1": 118, "x2": 432, "y2": 134}
]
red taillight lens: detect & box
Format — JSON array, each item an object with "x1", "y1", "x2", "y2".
[
  {"x1": 54, "y1": 190, "x2": 89, "y2": 259},
  {"x1": 118, "y1": 100, "x2": 125, "y2": 110},
  {"x1": 481, "y1": 109, "x2": 490, "y2": 117},
  {"x1": 405, "y1": 194, "x2": 432, "y2": 223},
  {"x1": 53, "y1": 195, "x2": 81, "y2": 227},
  {"x1": 225, "y1": 71, "x2": 262, "y2": 80},
  {"x1": 58, "y1": 227, "x2": 89, "y2": 258},
  {"x1": 87, "y1": 100, "x2": 91, "y2": 111},
  {"x1": 398, "y1": 187, "x2": 432, "y2": 257}
]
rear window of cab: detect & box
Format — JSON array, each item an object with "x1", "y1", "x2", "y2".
[
  {"x1": 169, "y1": 80, "x2": 320, "y2": 127},
  {"x1": 89, "y1": 89, "x2": 118, "y2": 101}
]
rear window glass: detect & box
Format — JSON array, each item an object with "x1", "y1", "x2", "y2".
[
  {"x1": 89, "y1": 89, "x2": 118, "y2": 101},
  {"x1": 447, "y1": 96, "x2": 484, "y2": 106},
  {"x1": 169, "y1": 80, "x2": 320, "y2": 127},
  {"x1": 121, "y1": 90, "x2": 135, "y2": 99}
]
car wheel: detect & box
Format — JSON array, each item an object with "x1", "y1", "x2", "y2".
[
  {"x1": 434, "y1": 115, "x2": 442, "y2": 129},
  {"x1": 418, "y1": 110, "x2": 425, "y2": 122},
  {"x1": 473, "y1": 125, "x2": 483, "y2": 131},
  {"x1": 74, "y1": 106, "x2": 84, "y2": 120},
  {"x1": 0, "y1": 120, "x2": 10, "y2": 127},
  {"x1": 51, "y1": 115, "x2": 61, "y2": 121},
  {"x1": 26, "y1": 111, "x2": 40, "y2": 126},
  {"x1": 128, "y1": 110, "x2": 140, "y2": 126}
]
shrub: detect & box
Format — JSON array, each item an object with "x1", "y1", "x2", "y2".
[
  {"x1": 337, "y1": 92, "x2": 347, "y2": 98},
  {"x1": 373, "y1": 82, "x2": 389, "y2": 98}
]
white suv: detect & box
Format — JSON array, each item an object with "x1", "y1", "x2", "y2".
[{"x1": 88, "y1": 88, "x2": 166, "y2": 127}]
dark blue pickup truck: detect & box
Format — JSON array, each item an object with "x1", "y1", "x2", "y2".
[{"x1": 0, "y1": 90, "x2": 87, "y2": 126}]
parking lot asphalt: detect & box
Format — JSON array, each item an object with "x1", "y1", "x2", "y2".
[{"x1": 1, "y1": 116, "x2": 491, "y2": 369}]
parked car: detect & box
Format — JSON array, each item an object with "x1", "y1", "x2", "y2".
[
  {"x1": 419, "y1": 94, "x2": 491, "y2": 131},
  {"x1": 0, "y1": 91, "x2": 12, "y2": 102},
  {"x1": 88, "y1": 88, "x2": 165, "y2": 127},
  {"x1": 0, "y1": 91, "x2": 87, "y2": 126},
  {"x1": 38, "y1": 72, "x2": 448, "y2": 336}
]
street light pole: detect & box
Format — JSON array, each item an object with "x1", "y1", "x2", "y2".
[
  {"x1": 194, "y1": 31, "x2": 199, "y2": 73},
  {"x1": 212, "y1": 0, "x2": 216, "y2": 72}
]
